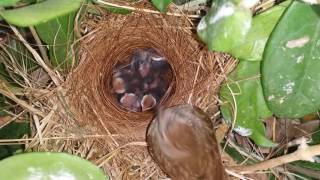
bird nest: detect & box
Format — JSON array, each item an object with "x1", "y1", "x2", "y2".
[{"x1": 28, "y1": 7, "x2": 236, "y2": 179}]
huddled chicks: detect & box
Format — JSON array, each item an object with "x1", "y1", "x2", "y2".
[{"x1": 112, "y1": 48, "x2": 170, "y2": 112}]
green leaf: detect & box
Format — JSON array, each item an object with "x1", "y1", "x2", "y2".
[
  {"x1": 0, "y1": 0, "x2": 82, "y2": 27},
  {"x1": 0, "y1": 0, "x2": 21, "y2": 7},
  {"x1": 289, "y1": 161, "x2": 320, "y2": 179},
  {"x1": 21, "y1": 0, "x2": 41, "y2": 3},
  {"x1": 0, "y1": 152, "x2": 108, "y2": 180},
  {"x1": 0, "y1": 121, "x2": 29, "y2": 140},
  {"x1": 262, "y1": 1, "x2": 320, "y2": 118},
  {"x1": 103, "y1": 5, "x2": 132, "y2": 14},
  {"x1": 291, "y1": 161, "x2": 320, "y2": 171},
  {"x1": 310, "y1": 128, "x2": 320, "y2": 145},
  {"x1": 151, "y1": 0, "x2": 172, "y2": 12},
  {"x1": 231, "y1": 1, "x2": 291, "y2": 61},
  {"x1": 197, "y1": 1, "x2": 252, "y2": 52},
  {"x1": 220, "y1": 61, "x2": 275, "y2": 147},
  {"x1": 90, "y1": 0, "x2": 131, "y2": 14},
  {"x1": 35, "y1": 13, "x2": 76, "y2": 70},
  {"x1": 0, "y1": 121, "x2": 30, "y2": 160},
  {"x1": 224, "y1": 144, "x2": 248, "y2": 163}
]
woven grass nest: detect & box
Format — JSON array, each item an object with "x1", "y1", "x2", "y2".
[{"x1": 32, "y1": 6, "x2": 236, "y2": 179}]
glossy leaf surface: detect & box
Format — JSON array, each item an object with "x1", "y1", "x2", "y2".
[
  {"x1": 35, "y1": 13, "x2": 76, "y2": 69},
  {"x1": 0, "y1": 0, "x2": 20, "y2": 7},
  {"x1": 232, "y1": 1, "x2": 291, "y2": 61},
  {"x1": 220, "y1": 61, "x2": 274, "y2": 147},
  {"x1": 0, "y1": 0, "x2": 82, "y2": 27},
  {"x1": 0, "y1": 152, "x2": 108, "y2": 180},
  {"x1": 151, "y1": 0, "x2": 172, "y2": 12},
  {"x1": 197, "y1": 1, "x2": 252, "y2": 52},
  {"x1": 262, "y1": 1, "x2": 320, "y2": 118}
]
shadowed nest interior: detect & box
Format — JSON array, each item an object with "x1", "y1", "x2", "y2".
[{"x1": 33, "y1": 8, "x2": 236, "y2": 179}]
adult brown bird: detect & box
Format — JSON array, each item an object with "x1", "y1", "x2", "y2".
[{"x1": 146, "y1": 104, "x2": 228, "y2": 180}]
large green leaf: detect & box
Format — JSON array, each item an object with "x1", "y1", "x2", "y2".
[
  {"x1": 0, "y1": 0, "x2": 82, "y2": 27},
  {"x1": 35, "y1": 13, "x2": 76, "y2": 70},
  {"x1": 262, "y1": 1, "x2": 320, "y2": 118},
  {"x1": 0, "y1": 152, "x2": 108, "y2": 180},
  {"x1": 151, "y1": 0, "x2": 172, "y2": 12},
  {"x1": 220, "y1": 61, "x2": 275, "y2": 147},
  {"x1": 0, "y1": 0, "x2": 21, "y2": 7},
  {"x1": 231, "y1": 1, "x2": 291, "y2": 61},
  {"x1": 197, "y1": 0, "x2": 252, "y2": 52}
]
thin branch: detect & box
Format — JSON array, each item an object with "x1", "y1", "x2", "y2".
[{"x1": 232, "y1": 144, "x2": 320, "y2": 174}]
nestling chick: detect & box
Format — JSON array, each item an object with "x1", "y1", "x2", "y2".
[
  {"x1": 112, "y1": 76, "x2": 126, "y2": 94},
  {"x1": 119, "y1": 93, "x2": 141, "y2": 112},
  {"x1": 131, "y1": 49, "x2": 152, "y2": 78},
  {"x1": 146, "y1": 104, "x2": 228, "y2": 180},
  {"x1": 141, "y1": 94, "x2": 157, "y2": 111},
  {"x1": 112, "y1": 65, "x2": 134, "y2": 94},
  {"x1": 112, "y1": 65, "x2": 142, "y2": 94},
  {"x1": 146, "y1": 48, "x2": 170, "y2": 74},
  {"x1": 143, "y1": 76, "x2": 168, "y2": 94},
  {"x1": 141, "y1": 78, "x2": 168, "y2": 111}
]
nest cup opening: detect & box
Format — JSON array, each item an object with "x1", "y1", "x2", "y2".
[{"x1": 109, "y1": 47, "x2": 174, "y2": 113}]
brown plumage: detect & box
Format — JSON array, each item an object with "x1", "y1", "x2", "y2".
[{"x1": 146, "y1": 104, "x2": 228, "y2": 180}]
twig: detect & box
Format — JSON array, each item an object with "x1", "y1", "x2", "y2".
[
  {"x1": 95, "y1": 0, "x2": 201, "y2": 18},
  {"x1": 232, "y1": 144, "x2": 320, "y2": 174},
  {"x1": 29, "y1": 26, "x2": 50, "y2": 65}
]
